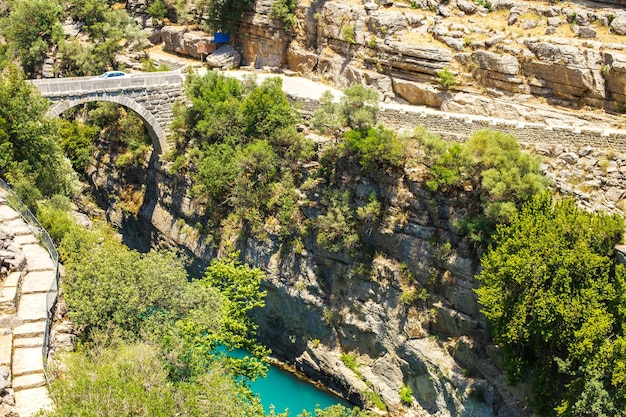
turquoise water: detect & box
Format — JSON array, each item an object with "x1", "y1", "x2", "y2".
[{"x1": 251, "y1": 361, "x2": 351, "y2": 415}]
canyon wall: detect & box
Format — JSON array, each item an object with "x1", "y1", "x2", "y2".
[{"x1": 85, "y1": 139, "x2": 534, "y2": 417}]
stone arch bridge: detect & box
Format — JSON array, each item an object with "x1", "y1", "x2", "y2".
[{"x1": 30, "y1": 72, "x2": 186, "y2": 154}]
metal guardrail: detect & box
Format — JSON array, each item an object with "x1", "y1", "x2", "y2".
[
  {"x1": 0, "y1": 178, "x2": 59, "y2": 376},
  {"x1": 30, "y1": 71, "x2": 185, "y2": 96}
]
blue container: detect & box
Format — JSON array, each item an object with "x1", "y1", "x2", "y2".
[{"x1": 214, "y1": 32, "x2": 230, "y2": 43}]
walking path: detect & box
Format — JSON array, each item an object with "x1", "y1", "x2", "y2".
[{"x1": 0, "y1": 189, "x2": 55, "y2": 416}]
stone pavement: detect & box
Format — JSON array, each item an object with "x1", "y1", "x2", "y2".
[{"x1": 0, "y1": 189, "x2": 55, "y2": 416}]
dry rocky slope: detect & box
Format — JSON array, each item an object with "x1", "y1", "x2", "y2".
[{"x1": 127, "y1": 0, "x2": 626, "y2": 131}]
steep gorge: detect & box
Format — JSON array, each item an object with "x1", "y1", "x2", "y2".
[{"x1": 81, "y1": 129, "x2": 532, "y2": 417}]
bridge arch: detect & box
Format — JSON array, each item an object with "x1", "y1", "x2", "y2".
[{"x1": 48, "y1": 95, "x2": 169, "y2": 155}]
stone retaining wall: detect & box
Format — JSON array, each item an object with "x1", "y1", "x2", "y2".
[{"x1": 297, "y1": 98, "x2": 626, "y2": 151}]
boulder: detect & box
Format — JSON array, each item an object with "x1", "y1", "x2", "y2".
[
  {"x1": 547, "y1": 16, "x2": 562, "y2": 27},
  {"x1": 392, "y1": 78, "x2": 446, "y2": 108},
  {"x1": 471, "y1": 51, "x2": 519, "y2": 75},
  {"x1": 287, "y1": 44, "x2": 318, "y2": 75},
  {"x1": 456, "y1": 0, "x2": 478, "y2": 15},
  {"x1": 205, "y1": 45, "x2": 241, "y2": 69},
  {"x1": 610, "y1": 15, "x2": 626, "y2": 35},
  {"x1": 161, "y1": 26, "x2": 216, "y2": 59},
  {"x1": 577, "y1": 26, "x2": 596, "y2": 39},
  {"x1": 368, "y1": 10, "x2": 408, "y2": 36}
]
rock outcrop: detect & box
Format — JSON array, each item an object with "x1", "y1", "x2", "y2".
[{"x1": 125, "y1": 0, "x2": 626, "y2": 124}]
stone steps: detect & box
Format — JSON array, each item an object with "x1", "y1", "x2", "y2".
[{"x1": 0, "y1": 195, "x2": 58, "y2": 416}]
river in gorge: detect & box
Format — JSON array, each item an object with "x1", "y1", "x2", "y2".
[{"x1": 252, "y1": 360, "x2": 351, "y2": 415}]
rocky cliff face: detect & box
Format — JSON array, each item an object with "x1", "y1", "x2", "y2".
[
  {"x1": 128, "y1": 0, "x2": 626, "y2": 127},
  {"x1": 84, "y1": 134, "x2": 540, "y2": 416},
  {"x1": 243, "y1": 0, "x2": 626, "y2": 119}
]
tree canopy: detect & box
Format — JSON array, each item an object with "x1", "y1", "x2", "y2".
[{"x1": 476, "y1": 192, "x2": 626, "y2": 416}]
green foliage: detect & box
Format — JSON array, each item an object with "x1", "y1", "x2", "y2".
[
  {"x1": 0, "y1": 0, "x2": 63, "y2": 75},
  {"x1": 417, "y1": 129, "x2": 548, "y2": 243},
  {"x1": 311, "y1": 90, "x2": 341, "y2": 134},
  {"x1": 271, "y1": 0, "x2": 297, "y2": 30},
  {"x1": 435, "y1": 68, "x2": 458, "y2": 91},
  {"x1": 362, "y1": 389, "x2": 387, "y2": 411},
  {"x1": 0, "y1": 65, "x2": 78, "y2": 197},
  {"x1": 37, "y1": 199, "x2": 80, "y2": 244},
  {"x1": 189, "y1": 0, "x2": 254, "y2": 33},
  {"x1": 476, "y1": 192, "x2": 626, "y2": 416},
  {"x1": 202, "y1": 253, "x2": 270, "y2": 378},
  {"x1": 474, "y1": 0, "x2": 493, "y2": 12},
  {"x1": 147, "y1": 0, "x2": 168, "y2": 20},
  {"x1": 87, "y1": 102, "x2": 152, "y2": 168},
  {"x1": 340, "y1": 353, "x2": 362, "y2": 378},
  {"x1": 298, "y1": 405, "x2": 374, "y2": 417},
  {"x1": 171, "y1": 72, "x2": 312, "y2": 241},
  {"x1": 316, "y1": 190, "x2": 360, "y2": 253},
  {"x1": 357, "y1": 192, "x2": 382, "y2": 223},
  {"x1": 60, "y1": 226, "x2": 190, "y2": 339},
  {"x1": 311, "y1": 86, "x2": 380, "y2": 135},
  {"x1": 43, "y1": 343, "x2": 267, "y2": 417},
  {"x1": 59, "y1": 0, "x2": 149, "y2": 76},
  {"x1": 241, "y1": 77, "x2": 295, "y2": 139},
  {"x1": 342, "y1": 125, "x2": 404, "y2": 170},
  {"x1": 399, "y1": 384, "x2": 414, "y2": 406},
  {"x1": 57, "y1": 119, "x2": 97, "y2": 172},
  {"x1": 341, "y1": 85, "x2": 379, "y2": 130},
  {"x1": 342, "y1": 25, "x2": 356, "y2": 44}
]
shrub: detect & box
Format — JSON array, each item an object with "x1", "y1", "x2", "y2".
[
  {"x1": 399, "y1": 384, "x2": 413, "y2": 405},
  {"x1": 435, "y1": 68, "x2": 458, "y2": 90},
  {"x1": 147, "y1": 0, "x2": 168, "y2": 19},
  {"x1": 271, "y1": 0, "x2": 297, "y2": 30},
  {"x1": 342, "y1": 25, "x2": 356, "y2": 43},
  {"x1": 341, "y1": 85, "x2": 379, "y2": 130},
  {"x1": 343, "y1": 125, "x2": 405, "y2": 170},
  {"x1": 316, "y1": 190, "x2": 360, "y2": 253}
]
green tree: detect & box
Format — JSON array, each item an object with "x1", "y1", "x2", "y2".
[
  {"x1": 342, "y1": 125, "x2": 404, "y2": 170},
  {"x1": 418, "y1": 129, "x2": 548, "y2": 243},
  {"x1": 340, "y1": 85, "x2": 379, "y2": 130},
  {"x1": 311, "y1": 90, "x2": 342, "y2": 135},
  {"x1": 0, "y1": 65, "x2": 77, "y2": 196},
  {"x1": 316, "y1": 190, "x2": 360, "y2": 253},
  {"x1": 241, "y1": 77, "x2": 295, "y2": 139},
  {"x1": 44, "y1": 342, "x2": 268, "y2": 417},
  {"x1": 60, "y1": 225, "x2": 190, "y2": 339},
  {"x1": 476, "y1": 192, "x2": 626, "y2": 416},
  {"x1": 202, "y1": 253, "x2": 270, "y2": 381},
  {"x1": 0, "y1": 0, "x2": 63, "y2": 75}
]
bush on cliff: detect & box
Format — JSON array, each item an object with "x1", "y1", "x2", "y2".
[
  {"x1": 477, "y1": 192, "x2": 626, "y2": 417},
  {"x1": 417, "y1": 128, "x2": 548, "y2": 243},
  {"x1": 170, "y1": 72, "x2": 313, "y2": 240}
]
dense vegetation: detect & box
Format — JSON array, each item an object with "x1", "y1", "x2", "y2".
[
  {"x1": 0, "y1": 65, "x2": 79, "y2": 203},
  {"x1": 0, "y1": 0, "x2": 253, "y2": 77},
  {"x1": 36, "y1": 208, "x2": 371, "y2": 417},
  {"x1": 414, "y1": 128, "x2": 549, "y2": 244},
  {"x1": 477, "y1": 193, "x2": 626, "y2": 417}
]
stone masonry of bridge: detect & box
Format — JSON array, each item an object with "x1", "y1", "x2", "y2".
[{"x1": 31, "y1": 72, "x2": 185, "y2": 155}]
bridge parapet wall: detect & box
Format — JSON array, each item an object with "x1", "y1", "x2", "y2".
[{"x1": 33, "y1": 73, "x2": 185, "y2": 155}]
